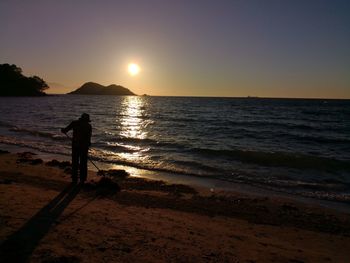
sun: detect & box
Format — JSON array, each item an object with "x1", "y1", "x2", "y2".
[{"x1": 128, "y1": 63, "x2": 140, "y2": 76}]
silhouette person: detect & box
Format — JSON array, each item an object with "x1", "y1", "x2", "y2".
[{"x1": 61, "y1": 113, "x2": 92, "y2": 183}]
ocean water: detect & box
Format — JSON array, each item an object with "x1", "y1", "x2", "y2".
[{"x1": 0, "y1": 95, "x2": 349, "y2": 202}]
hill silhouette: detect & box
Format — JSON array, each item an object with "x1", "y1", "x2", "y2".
[
  {"x1": 0, "y1": 64, "x2": 49, "y2": 96},
  {"x1": 69, "y1": 82, "x2": 135, "y2": 95}
]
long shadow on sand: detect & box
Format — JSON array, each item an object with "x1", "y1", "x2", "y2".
[{"x1": 0, "y1": 183, "x2": 81, "y2": 262}]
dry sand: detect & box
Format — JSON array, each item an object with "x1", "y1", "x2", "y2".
[{"x1": 0, "y1": 151, "x2": 350, "y2": 263}]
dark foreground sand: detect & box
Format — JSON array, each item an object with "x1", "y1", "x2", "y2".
[{"x1": 0, "y1": 151, "x2": 350, "y2": 263}]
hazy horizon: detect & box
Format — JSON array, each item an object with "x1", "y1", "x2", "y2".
[
  {"x1": 1, "y1": 0, "x2": 349, "y2": 99},
  {"x1": 48, "y1": 80, "x2": 350, "y2": 100}
]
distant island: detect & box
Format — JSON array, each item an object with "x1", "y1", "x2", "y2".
[
  {"x1": 69, "y1": 82, "x2": 135, "y2": 95},
  {"x1": 0, "y1": 64, "x2": 49, "y2": 96}
]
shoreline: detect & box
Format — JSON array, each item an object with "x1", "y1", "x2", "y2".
[
  {"x1": 1, "y1": 142, "x2": 349, "y2": 214},
  {"x1": 1, "y1": 150, "x2": 350, "y2": 262}
]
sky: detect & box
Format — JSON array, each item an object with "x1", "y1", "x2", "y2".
[{"x1": 0, "y1": 0, "x2": 349, "y2": 98}]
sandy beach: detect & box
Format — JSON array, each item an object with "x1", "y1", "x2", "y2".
[{"x1": 0, "y1": 150, "x2": 350, "y2": 263}]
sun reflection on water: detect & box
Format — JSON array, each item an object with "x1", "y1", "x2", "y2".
[
  {"x1": 117, "y1": 96, "x2": 151, "y2": 162},
  {"x1": 119, "y1": 96, "x2": 148, "y2": 139}
]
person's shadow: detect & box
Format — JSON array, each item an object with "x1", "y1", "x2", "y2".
[{"x1": 0, "y1": 183, "x2": 81, "y2": 262}]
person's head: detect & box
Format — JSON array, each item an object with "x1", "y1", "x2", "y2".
[{"x1": 79, "y1": 113, "x2": 91, "y2": 123}]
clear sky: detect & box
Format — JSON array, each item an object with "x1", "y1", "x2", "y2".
[{"x1": 0, "y1": 0, "x2": 349, "y2": 98}]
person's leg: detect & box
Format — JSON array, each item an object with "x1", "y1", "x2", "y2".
[
  {"x1": 71, "y1": 146, "x2": 79, "y2": 183},
  {"x1": 79, "y1": 147, "x2": 88, "y2": 183}
]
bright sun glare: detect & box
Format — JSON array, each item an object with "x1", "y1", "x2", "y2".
[{"x1": 128, "y1": 63, "x2": 140, "y2": 76}]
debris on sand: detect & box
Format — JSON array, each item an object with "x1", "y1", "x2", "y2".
[
  {"x1": 121, "y1": 178, "x2": 198, "y2": 195},
  {"x1": 97, "y1": 169, "x2": 129, "y2": 179},
  {"x1": 0, "y1": 179, "x2": 13, "y2": 184},
  {"x1": 45, "y1": 159, "x2": 60, "y2": 166},
  {"x1": 46, "y1": 159, "x2": 71, "y2": 169},
  {"x1": 84, "y1": 177, "x2": 120, "y2": 197},
  {"x1": 30, "y1": 159, "x2": 43, "y2": 165},
  {"x1": 17, "y1": 152, "x2": 37, "y2": 158},
  {"x1": 64, "y1": 167, "x2": 72, "y2": 175},
  {"x1": 41, "y1": 254, "x2": 81, "y2": 263},
  {"x1": 16, "y1": 152, "x2": 43, "y2": 165}
]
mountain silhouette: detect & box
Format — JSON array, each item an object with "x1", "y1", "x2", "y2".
[{"x1": 69, "y1": 82, "x2": 135, "y2": 95}]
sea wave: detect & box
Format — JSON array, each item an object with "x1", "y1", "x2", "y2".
[
  {"x1": 227, "y1": 119, "x2": 341, "y2": 133},
  {"x1": 190, "y1": 147, "x2": 350, "y2": 171},
  {"x1": 114, "y1": 136, "x2": 157, "y2": 144},
  {"x1": 1, "y1": 133, "x2": 349, "y2": 203},
  {"x1": 1, "y1": 96, "x2": 349, "y2": 204},
  {"x1": 0, "y1": 135, "x2": 70, "y2": 156},
  {"x1": 0, "y1": 120, "x2": 14, "y2": 128},
  {"x1": 100, "y1": 141, "x2": 150, "y2": 153},
  {"x1": 88, "y1": 148, "x2": 212, "y2": 177},
  {"x1": 278, "y1": 132, "x2": 350, "y2": 145},
  {"x1": 9, "y1": 127, "x2": 67, "y2": 141}
]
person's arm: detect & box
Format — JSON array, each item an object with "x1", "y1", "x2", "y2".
[{"x1": 61, "y1": 121, "x2": 74, "y2": 134}]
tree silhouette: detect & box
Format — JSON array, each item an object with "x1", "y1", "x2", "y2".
[{"x1": 0, "y1": 64, "x2": 49, "y2": 96}]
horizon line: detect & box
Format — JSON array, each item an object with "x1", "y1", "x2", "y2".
[{"x1": 47, "y1": 93, "x2": 350, "y2": 100}]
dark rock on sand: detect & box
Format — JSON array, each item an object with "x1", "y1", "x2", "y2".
[
  {"x1": 17, "y1": 152, "x2": 37, "y2": 158},
  {"x1": 0, "y1": 179, "x2": 13, "y2": 184},
  {"x1": 17, "y1": 158, "x2": 43, "y2": 165},
  {"x1": 121, "y1": 178, "x2": 198, "y2": 195},
  {"x1": 46, "y1": 159, "x2": 61, "y2": 167},
  {"x1": 46, "y1": 160, "x2": 71, "y2": 169},
  {"x1": 97, "y1": 169, "x2": 129, "y2": 179},
  {"x1": 30, "y1": 159, "x2": 44, "y2": 165},
  {"x1": 41, "y1": 255, "x2": 81, "y2": 263},
  {"x1": 83, "y1": 177, "x2": 120, "y2": 197},
  {"x1": 16, "y1": 152, "x2": 43, "y2": 165},
  {"x1": 64, "y1": 167, "x2": 72, "y2": 174}
]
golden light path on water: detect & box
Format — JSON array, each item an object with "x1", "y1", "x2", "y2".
[
  {"x1": 117, "y1": 96, "x2": 151, "y2": 163},
  {"x1": 91, "y1": 96, "x2": 152, "y2": 176},
  {"x1": 120, "y1": 96, "x2": 147, "y2": 139},
  {"x1": 109, "y1": 96, "x2": 190, "y2": 181}
]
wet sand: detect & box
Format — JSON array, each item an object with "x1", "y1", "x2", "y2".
[{"x1": 0, "y1": 151, "x2": 350, "y2": 262}]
